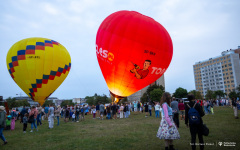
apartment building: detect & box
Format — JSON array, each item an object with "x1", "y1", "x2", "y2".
[{"x1": 193, "y1": 46, "x2": 240, "y2": 97}]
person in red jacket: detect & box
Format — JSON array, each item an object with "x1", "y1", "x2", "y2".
[{"x1": 178, "y1": 100, "x2": 185, "y2": 120}]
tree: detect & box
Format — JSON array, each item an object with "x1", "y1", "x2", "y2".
[
  {"x1": 17, "y1": 100, "x2": 30, "y2": 107},
  {"x1": 60, "y1": 100, "x2": 75, "y2": 107},
  {"x1": 95, "y1": 94, "x2": 111, "y2": 105},
  {"x1": 140, "y1": 93, "x2": 148, "y2": 103},
  {"x1": 173, "y1": 87, "x2": 188, "y2": 98},
  {"x1": 147, "y1": 84, "x2": 165, "y2": 95},
  {"x1": 214, "y1": 90, "x2": 225, "y2": 99},
  {"x1": 228, "y1": 91, "x2": 238, "y2": 100},
  {"x1": 188, "y1": 90, "x2": 203, "y2": 99},
  {"x1": 85, "y1": 96, "x2": 95, "y2": 106},
  {"x1": 141, "y1": 84, "x2": 165, "y2": 103},
  {"x1": 6, "y1": 97, "x2": 17, "y2": 109},
  {"x1": 205, "y1": 90, "x2": 216, "y2": 100},
  {"x1": 150, "y1": 88, "x2": 163, "y2": 102},
  {"x1": 85, "y1": 94, "x2": 111, "y2": 106}
]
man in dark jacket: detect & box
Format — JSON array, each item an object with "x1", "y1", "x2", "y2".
[
  {"x1": 185, "y1": 94, "x2": 205, "y2": 150},
  {"x1": 0, "y1": 106, "x2": 7, "y2": 145},
  {"x1": 20, "y1": 106, "x2": 28, "y2": 123}
]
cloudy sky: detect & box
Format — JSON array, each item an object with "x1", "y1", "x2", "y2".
[{"x1": 0, "y1": 0, "x2": 239, "y2": 99}]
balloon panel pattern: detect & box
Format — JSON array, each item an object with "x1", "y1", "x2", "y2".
[
  {"x1": 6, "y1": 37, "x2": 71, "y2": 105},
  {"x1": 96, "y1": 11, "x2": 173, "y2": 98}
]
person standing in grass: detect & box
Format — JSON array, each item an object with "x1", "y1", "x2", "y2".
[
  {"x1": 75, "y1": 105, "x2": 80, "y2": 122},
  {"x1": 44, "y1": 106, "x2": 49, "y2": 120},
  {"x1": 157, "y1": 92, "x2": 180, "y2": 150},
  {"x1": 23, "y1": 113, "x2": 28, "y2": 133},
  {"x1": 124, "y1": 103, "x2": 128, "y2": 118},
  {"x1": 178, "y1": 100, "x2": 185, "y2": 120},
  {"x1": 10, "y1": 109, "x2": 16, "y2": 130},
  {"x1": 203, "y1": 100, "x2": 208, "y2": 114},
  {"x1": 37, "y1": 105, "x2": 42, "y2": 126},
  {"x1": 80, "y1": 105, "x2": 85, "y2": 121},
  {"x1": 72, "y1": 112, "x2": 76, "y2": 122},
  {"x1": 48, "y1": 104, "x2": 54, "y2": 129},
  {"x1": 65, "y1": 107, "x2": 70, "y2": 122},
  {"x1": 55, "y1": 105, "x2": 61, "y2": 125},
  {"x1": 210, "y1": 100, "x2": 214, "y2": 114},
  {"x1": 171, "y1": 97, "x2": 179, "y2": 128},
  {"x1": 112, "y1": 103, "x2": 117, "y2": 119},
  {"x1": 99, "y1": 103, "x2": 105, "y2": 120},
  {"x1": 120, "y1": 104, "x2": 124, "y2": 118},
  {"x1": 148, "y1": 102, "x2": 152, "y2": 116},
  {"x1": 144, "y1": 102, "x2": 148, "y2": 117},
  {"x1": 106, "y1": 105, "x2": 111, "y2": 119},
  {"x1": 155, "y1": 102, "x2": 160, "y2": 118},
  {"x1": 96, "y1": 103, "x2": 100, "y2": 119},
  {"x1": 232, "y1": 98, "x2": 238, "y2": 119},
  {"x1": 185, "y1": 94, "x2": 205, "y2": 150},
  {"x1": 92, "y1": 106, "x2": 96, "y2": 119},
  {"x1": 0, "y1": 106, "x2": 7, "y2": 145},
  {"x1": 29, "y1": 106, "x2": 38, "y2": 132}
]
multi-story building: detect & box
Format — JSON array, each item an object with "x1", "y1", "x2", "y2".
[
  {"x1": 127, "y1": 75, "x2": 165, "y2": 102},
  {"x1": 193, "y1": 46, "x2": 240, "y2": 97}
]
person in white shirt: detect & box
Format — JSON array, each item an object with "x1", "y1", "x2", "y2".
[
  {"x1": 72, "y1": 113, "x2": 76, "y2": 122},
  {"x1": 48, "y1": 104, "x2": 54, "y2": 129},
  {"x1": 154, "y1": 102, "x2": 161, "y2": 118}
]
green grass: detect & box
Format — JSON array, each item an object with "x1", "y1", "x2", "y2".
[{"x1": 1, "y1": 107, "x2": 240, "y2": 150}]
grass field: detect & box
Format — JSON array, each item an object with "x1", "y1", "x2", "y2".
[{"x1": 1, "y1": 106, "x2": 240, "y2": 150}]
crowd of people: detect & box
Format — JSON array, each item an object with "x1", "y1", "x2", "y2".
[{"x1": 0, "y1": 95, "x2": 239, "y2": 149}]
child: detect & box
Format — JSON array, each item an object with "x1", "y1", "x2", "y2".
[
  {"x1": 11, "y1": 116, "x2": 15, "y2": 131},
  {"x1": 23, "y1": 113, "x2": 28, "y2": 133},
  {"x1": 72, "y1": 113, "x2": 75, "y2": 122},
  {"x1": 92, "y1": 106, "x2": 96, "y2": 119},
  {"x1": 6, "y1": 115, "x2": 11, "y2": 130}
]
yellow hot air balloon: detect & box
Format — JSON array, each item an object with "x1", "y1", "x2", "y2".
[{"x1": 6, "y1": 37, "x2": 71, "y2": 105}]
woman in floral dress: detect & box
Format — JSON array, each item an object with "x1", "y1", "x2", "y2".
[{"x1": 157, "y1": 92, "x2": 180, "y2": 150}]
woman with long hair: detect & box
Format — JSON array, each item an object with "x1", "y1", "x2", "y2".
[{"x1": 156, "y1": 92, "x2": 180, "y2": 150}]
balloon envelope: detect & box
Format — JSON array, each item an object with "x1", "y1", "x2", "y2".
[
  {"x1": 96, "y1": 10, "x2": 173, "y2": 99},
  {"x1": 6, "y1": 37, "x2": 71, "y2": 105}
]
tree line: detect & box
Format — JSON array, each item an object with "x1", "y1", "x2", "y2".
[
  {"x1": 4, "y1": 85, "x2": 240, "y2": 108},
  {"x1": 139, "y1": 84, "x2": 240, "y2": 104}
]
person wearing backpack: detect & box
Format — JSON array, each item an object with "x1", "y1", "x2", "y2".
[{"x1": 185, "y1": 94, "x2": 205, "y2": 150}]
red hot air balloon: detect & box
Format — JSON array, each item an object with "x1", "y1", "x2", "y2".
[{"x1": 96, "y1": 10, "x2": 173, "y2": 102}]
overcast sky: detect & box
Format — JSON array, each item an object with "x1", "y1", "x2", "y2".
[{"x1": 0, "y1": 0, "x2": 239, "y2": 99}]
